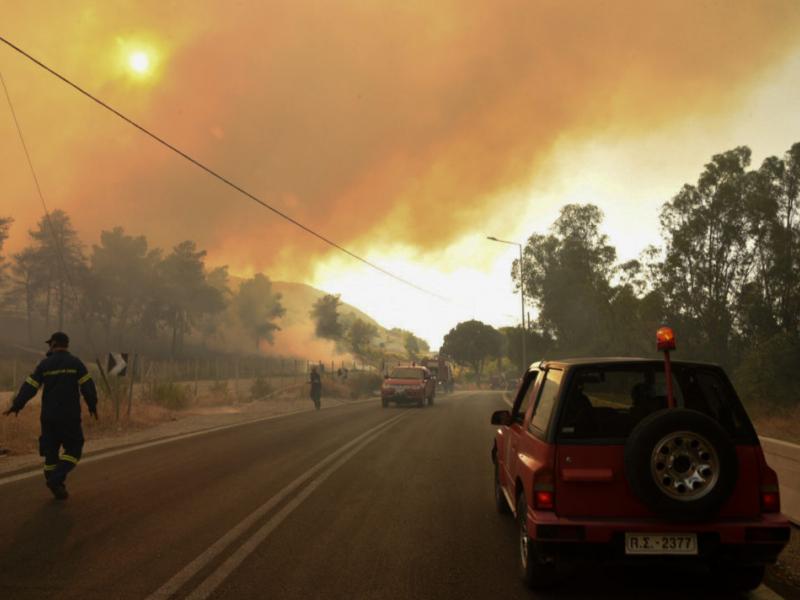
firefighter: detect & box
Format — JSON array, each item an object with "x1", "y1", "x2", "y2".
[
  {"x1": 3, "y1": 332, "x2": 98, "y2": 500},
  {"x1": 309, "y1": 365, "x2": 321, "y2": 410}
]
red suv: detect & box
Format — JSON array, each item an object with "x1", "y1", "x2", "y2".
[
  {"x1": 382, "y1": 366, "x2": 436, "y2": 408},
  {"x1": 491, "y1": 334, "x2": 790, "y2": 592}
]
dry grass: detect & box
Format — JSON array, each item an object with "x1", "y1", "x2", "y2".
[
  {"x1": 0, "y1": 394, "x2": 184, "y2": 456},
  {"x1": 0, "y1": 374, "x2": 314, "y2": 457}
]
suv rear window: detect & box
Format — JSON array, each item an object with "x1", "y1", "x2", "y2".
[
  {"x1": 390, "y1": 368, "x2": 425, "y2": 379},
  {"x1": 556, "y1": 364, "x2": 754, "y2": 442}
]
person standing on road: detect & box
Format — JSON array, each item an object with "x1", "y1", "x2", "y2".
[
  {"x1": 2, "y1": 332, "x2": 98, "y2": 500},
  {"x1": 309, "y1": 365, "x2": 322, "y2": 410}
]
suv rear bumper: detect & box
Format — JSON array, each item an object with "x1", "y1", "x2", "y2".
[
  {"x1": 526, "y1": 509, "x2": 791, "y2": 565},
  {"x1": 382, "y1": 394, "x2": 425, "y2": 403}
]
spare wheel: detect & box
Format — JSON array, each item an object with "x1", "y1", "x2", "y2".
[{"x1": 624, "y1": 408, "x2": 738, "y2": 521}]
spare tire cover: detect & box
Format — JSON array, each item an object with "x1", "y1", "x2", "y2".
[{"x1": 624, "y1": 408, "x2": 738, "y2": 521}]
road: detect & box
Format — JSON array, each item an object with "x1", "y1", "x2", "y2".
[{"x1": 0, "y1": 391, "x2": 786, "y2": 599}]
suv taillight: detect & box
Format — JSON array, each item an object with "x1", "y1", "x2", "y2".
[
  {"x1": 761, "y1": 485, "x2": 780, "y2": 513},
  {"x1": 533, "y1": 468, "x2": 555, "y2": 510},
  {"x1": 534, "y1": 490, "x2": 554, "y2": 510}
]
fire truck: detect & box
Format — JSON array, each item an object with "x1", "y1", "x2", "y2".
[{"x1": 421, "y1": 356, "x2": 454, "y2": 393}]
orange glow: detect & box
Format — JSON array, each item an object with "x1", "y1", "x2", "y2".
[
  {"x1": 656, "y1": 327, "x2": 677, "y2": 352},
  {"x1": 2, "y1": 2, "x2": 800, "y2": 344}
]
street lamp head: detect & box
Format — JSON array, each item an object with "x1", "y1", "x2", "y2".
[{"x1": 486, "y1": 236, "x2": 498, "y2": 241}]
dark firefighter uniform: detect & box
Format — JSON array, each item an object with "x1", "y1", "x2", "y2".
[
  {"x1": 10, "y1": 348, "x2": 98, "y2": 493},
  {"x1": 309, "y1": 369, "x2": 321, "y2": 410}
]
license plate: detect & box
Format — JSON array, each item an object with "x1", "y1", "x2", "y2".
[{"x1": 624, "y1": 533, "x2": 697, "y2": 555}]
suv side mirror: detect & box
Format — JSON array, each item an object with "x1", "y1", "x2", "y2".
[{"x1": 490, "y1": 410, "x2": 511, "y2": 426}]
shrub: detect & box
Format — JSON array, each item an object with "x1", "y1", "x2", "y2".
[
  {"x1": 734, "y1": 332, "x2": 800, "y2": 411},
  {"x1": 250, "y1": 377, "x2": 274, "y2": 400},
  {"x1": 345, "y1": 372, "x2": 383, "y2": 399},
  {"x1": 143, "y1": 381, "x2": 191, "y2": 410},
  {"x1": 209, "y1": 379, "x2": 229, "y2": 400}
]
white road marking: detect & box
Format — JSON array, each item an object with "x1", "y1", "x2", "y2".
[
  {"x1": 0, "y1": 398, "x2": 376, "y2": 488},
  {"x1": 146, "y1": 411, "x2": 409, "y2": 600},
  {"x1": 753, "y1": 584, "x2": 784, "y2": 599}
]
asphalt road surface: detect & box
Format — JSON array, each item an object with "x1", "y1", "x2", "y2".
[{"x1": 0, "y1": 391, "x2": 786, "y2": 599}]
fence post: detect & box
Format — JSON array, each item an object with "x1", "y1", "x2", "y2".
[
  {"x1": 235, "y1": 358, "x2": 240, "y2": 399},
  {"x1": 12, "y1": 359, "x2": 17, "y2": 391},
  {"x1": 127, "y1": 354, "x2": 137, "y2": 419},
  {"x1": 95, "y1": 356, "x2": 117, "y2": 421}
]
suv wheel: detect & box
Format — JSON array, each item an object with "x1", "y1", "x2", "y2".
[
  {"x1": 494, "y1": 463, "x2": 511, "y2": 514},
  {"x1": 517, "y1": 493, "x2": 557, "y2": 589},
  {"x1": 624, "y1": 408, "x2": 737, "y2": 521}
]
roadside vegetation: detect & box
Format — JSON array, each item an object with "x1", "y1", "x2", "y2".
[
  {"x1": 0, "y1": 216, "x2": 284, "y2": 358},
  {"x1": 441, "y1": 142, "x2": 800, "y2": 418}
]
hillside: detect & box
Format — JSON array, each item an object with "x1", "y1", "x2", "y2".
[
  {"x1": 228, "y1": 278, "x2": 408, "y2": 360},
  {"x1": 270, "y1": 281, "x2": 381, "y2": 330}
]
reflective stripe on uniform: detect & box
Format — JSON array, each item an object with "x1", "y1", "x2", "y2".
[
  {"x1": 25, "y1": 376, "x2": 40, "y2": 389},
  {"x1": 43, "y1": 464, "x2": 57, "y2": 472},
  {"x1": 43, "y1": 369, "x2": 78, "y2": 377},
  {"x1": 78, "y1": 373, "x2": 92, "y2": 384},
  {"x1": 61, "y1": 454, "x2": 79, "y2": 464}
]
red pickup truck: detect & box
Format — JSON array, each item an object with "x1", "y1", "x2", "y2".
[
  {"x1": 381, "y1": 366, "x2": 435, "y2": 408},
  {"x1": 491, "y1": 329, "x2": 790, "y2": 591}
]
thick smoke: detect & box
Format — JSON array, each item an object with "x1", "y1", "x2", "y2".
[{"x1": 2, "y1": 0, "x2": 800, "y2": 280}]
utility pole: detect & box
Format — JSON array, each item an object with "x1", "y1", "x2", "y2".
[{"x1": 487, "y1": 236, "x2": 527, "y2": 371}]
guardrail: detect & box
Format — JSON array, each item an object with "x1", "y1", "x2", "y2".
[{"x1": 761, "y1": 436, "x2": 800, "y2": 525}]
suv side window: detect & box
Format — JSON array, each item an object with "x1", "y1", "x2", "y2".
[
  {"x1": 512, "y1": 370, "x2": 539, "y2": 423},
  {"x1": 529, "y1": 369, "x2": 562, "y2": 434}
]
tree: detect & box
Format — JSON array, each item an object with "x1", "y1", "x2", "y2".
[
  {"x1": 500, "y1": 326, "x2": 553, "y2": 372},
  {"x1": 403, "y1": 331, "x2": 429, "y2": 361},
  {"x1": 740, "y1": 143, "x2": 800, "y2": 341},
  {"x1": 514, "y1": 204, "x2": 617, "y2": 356},
  {"x1": 27, "y1": 210, "x2": 86, "y2": 330},
  {"x1": 346, "y1": 318, "x2": 378, "y2": 359},
  {"x1": 310, "y1": 294, "x2": 344, "y2": 340},
  {"x1": 0, "y1": 217, "x2": 12, "y2": 284},
  {"x1": 159, "y1": 241, "x2": 226, "y2": 356},
  {"x1": 235, "y1": 273, "x2": 286, "y2": 348},
  {"x1": 88, "y1": 227, "x2": 161, "y2": 346},
  {"x1": 9, "y1": 247, "x2": 40, "y2": 343},
  {"x1": 441, "y1": 320, "x2": 503, "y2": 384},
  {"x1": 197, "y1": 266, "x2": 233, "y2": 346},
  {"x1": 658, "y1": 147, "x2": 754, "y2": 364}
]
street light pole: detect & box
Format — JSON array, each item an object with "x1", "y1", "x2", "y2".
[{"x1": 487, "y1": 236, "x2": 527, "y2": 371}]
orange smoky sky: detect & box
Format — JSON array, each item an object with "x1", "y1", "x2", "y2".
[{"x1": 2, "y1": 1, "x2": 800, "y2": 281}]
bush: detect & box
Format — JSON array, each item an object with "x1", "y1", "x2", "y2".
[
  {"x1": 143, "y1": 381, "x2": 191, "y2": 410},
  {"x1": 209, "y1": 379, "x2": 229, "y2": 400},
  {"x1": 345, "y1": 372, "x2": 383, "y2": 399},
  {"x1": 734, "y1": 332, "x2": 800, "y2": 411},
  {"x1": 250, "y1": 377, "x2": 274, "y2": 400}
]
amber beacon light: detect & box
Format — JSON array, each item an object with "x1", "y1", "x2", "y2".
[
  {"x1": 656, "y1": 326, "x2": 676, "y2": 352},
  {"x1": 657, "y1": 327, "x2": 677, "y2": 408}
]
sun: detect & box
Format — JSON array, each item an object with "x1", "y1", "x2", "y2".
[{"x1": 128, "y1": 51, "x2": 151, "y2": 75}]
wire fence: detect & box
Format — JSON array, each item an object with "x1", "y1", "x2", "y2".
[{"x1": 0, "y1": 355, "x2": 382, "y2": 420}]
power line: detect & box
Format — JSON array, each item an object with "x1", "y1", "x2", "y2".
[{"x1": 0, "y1": 35, "x2": 452, "y2": 303}]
